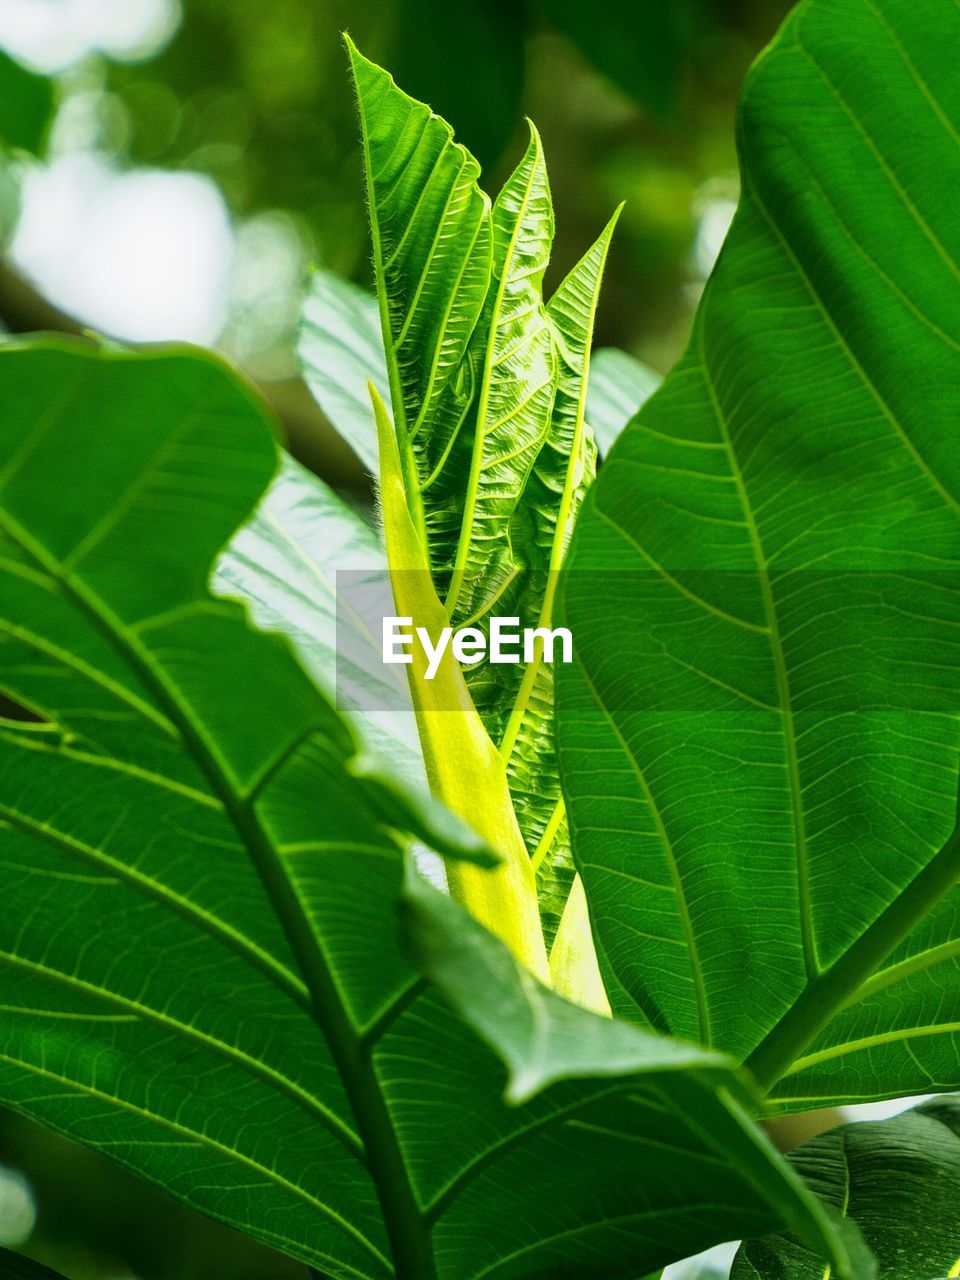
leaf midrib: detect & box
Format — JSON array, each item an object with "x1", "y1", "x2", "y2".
[
  {"x1": 0, "y1": 504, "x2": 436, "y2": 1278},
  {"x1": 697, "y1": 310, "x2": 818, "y2": 981},
  {"x1": 445, "y1": 141, "x2": 542, "y2": 618},
  {"x1": 746, "y1": 824, "x2": 960, "y2": 1091}
]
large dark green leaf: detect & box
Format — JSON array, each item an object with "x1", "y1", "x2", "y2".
[
  {"x1": 557, "y1": 0, "x2": 960, "y2": 1107},
  {"x1": 0, "y1": 338, "x2": 468, "y2": 1279},
  {"x1": 0, "y1": 339, "x2": 858, "y2": 1279},
  {"x1": 732, "y1": 1098, "x2": 960, "y2": 1279}
]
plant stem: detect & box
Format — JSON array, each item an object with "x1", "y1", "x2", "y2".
[
  {"x1": 746, "y1": 820, "x2": 960, "y2": 1093},
  {"x1": 372, "y1": 385, "x2": 550, "y2": 982}
]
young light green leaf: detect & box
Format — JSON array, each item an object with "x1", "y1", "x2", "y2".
[
  {"x1": 496, "y1": 211, "x2": 619, "y2": 953},
  {"x1": 557, "y1": 0, "x2": 960, "y2": 1105},
  {"x1": 348, "y1": 36, "x2": 492, "y2": 557},
  {"x1": 296, "y1": 271, "x2": 649, "y2": 471},
  {"x1": 442, "y1": 124, "x2": 557, "y2": 618},
  {"x1": 350, "y1": 44, "x2": 620, "y2": 960},
  {"x1": 370, "y1": 379, "x2": 550, "y2": 980},
  {"x1": 731, "y1": 1099, "x2": 960, "y2": 1279}
]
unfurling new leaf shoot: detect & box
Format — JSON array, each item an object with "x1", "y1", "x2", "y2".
[{"x1": 349, "y1": 37, "x2": 617, "y2": 1000}]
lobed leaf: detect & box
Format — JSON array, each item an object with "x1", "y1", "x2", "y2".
[{"x1": 0, "y1": 339, "x2": 860, "y2": 1280}]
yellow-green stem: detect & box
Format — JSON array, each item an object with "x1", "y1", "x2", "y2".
[{"x1": 371, "y1": 384, "x2": 550, "y2": 983}]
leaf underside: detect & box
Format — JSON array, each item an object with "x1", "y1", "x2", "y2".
[
  {"x1": 214, "y1": 451, "x2": 425, "y2": 788},
  {"x1": 586, "y1": 347, "x2": 662, "y2": 457},
  {"x1": 557, "y1": 0, "x2": 960, "y2": 1107}
]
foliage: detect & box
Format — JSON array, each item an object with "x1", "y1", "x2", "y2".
[
  {"x1": 0, "y1": 0, "x2": 957, "y2": 1277},
  {"x1": 732, "y1": 1098, "x2": 960, "y2": 1278},
  {"x1": 0, "y1": 339, "x2": 854, "y2": 1279},
  {"x1": 83, "y1": 0, "x2": 797, "y2": 372},
  {"x1": 348, "y1": 36, "x2": 624, "y2": 970},
  {"x1": 557, "y1": 0, "x2": 960, "y2": 1106}
]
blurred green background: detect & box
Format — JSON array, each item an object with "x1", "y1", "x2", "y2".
[{"x1": 0, "y1": 1, "x2": 799, "y2": 1275}]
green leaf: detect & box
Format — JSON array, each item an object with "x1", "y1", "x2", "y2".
[
  {"x1": 0, "y1": 338, "x2": 472, "y2": 1279},
  {"x1": 298, "y1": 270, "x2": 387, "y2": 476},
  {"x1": 294, "y1": 269, "x2": 645, "y2": 936},
  {"x1": 731, "y1": 1099, "x2": 960, "y2": 1279},
  {"x1": 0, "y1": 1248, "x2": 70, "y2": 1280},
  {"x1": 297, "y1": 272, "x2": 650, "y2": 474},
  {"x1": 370, "y1": 379, "x2": 550, "y2": 979},
  {"x1": 556, "y1": 0, "x2": 960, "y2": 1106},
  {"x1": 348, "y1": 35, "x2": 492, "y2": 567},
  {"x1": 490, "y1": 209, "x2": 619, "y2": 953},
  {"x1": 0, "y1": 338, "x2": 859, "y2": 1280},
  {"x1": 214, "y1": 451, "x2": 424, "y2": 787},
  {"x1": 404, "y1": 861, "x2": 864, "y2": 1280},
  {"x1": 0, "y1": 52, "x2": 54, "y2": 156},
  {"x1": 587, "y1": 346, "x2": 662, "y2": 456},
  {"x1": 349, "y1": 43, "x2": 619, "y2": 964}
]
